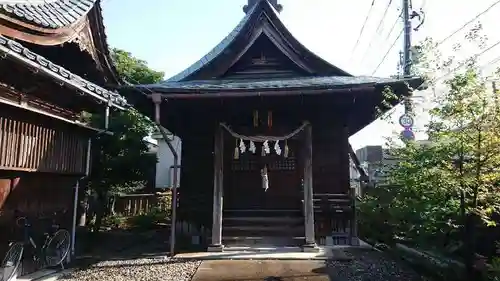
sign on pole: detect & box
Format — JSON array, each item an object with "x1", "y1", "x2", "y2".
[
  {"x1": 401, "y1": 129, "x2": 415, "y2": 141},
  {"x1": 399, "y1": 114, "x2": 414, "y2": 129}
]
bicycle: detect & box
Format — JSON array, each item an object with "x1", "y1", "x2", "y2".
[{"x1": 1, "y1": 214, "x2": 71, "y2": 281}]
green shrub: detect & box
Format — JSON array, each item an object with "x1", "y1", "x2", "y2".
[
  {"x1": 127, "y1": 207, "x2": 170, "y2": 230},
  {"x1": 102, "y1": 214, "x2": 127, "y2": 229}
]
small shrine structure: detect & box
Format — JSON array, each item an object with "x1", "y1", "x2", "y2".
[{"x1": 121, "y1": 0, "x2": 422, "y2": 252}]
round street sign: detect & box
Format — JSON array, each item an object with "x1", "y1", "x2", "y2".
[
  {"x1": 401, "y1": 129, "x2": 415, "y2": 140},
  {"x1": 399, "y1": 114, "x2": 414, "y2": 128}
]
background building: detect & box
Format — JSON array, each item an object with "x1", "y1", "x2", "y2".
[{"x1": 151, "y1": 131, "x2": 182, "y2": 189}]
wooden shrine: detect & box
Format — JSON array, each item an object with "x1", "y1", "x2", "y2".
[{"x1": 121, "y1": 0, "x2": 422, "y2": 251}]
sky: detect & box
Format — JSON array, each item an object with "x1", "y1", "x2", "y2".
[{"x1": 101, "y1": 0, "x2": 500, "y2": 150}]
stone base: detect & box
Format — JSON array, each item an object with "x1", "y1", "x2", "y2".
[
  {"x1": 302, "y1": 243, "x2": 320, "y2": 253},
  {"x1": 207, "y1": 244, "x2": 224, "y2": 252},
  {"x1": 351, "y1": 237, "x2": 360, "y2": 246}
]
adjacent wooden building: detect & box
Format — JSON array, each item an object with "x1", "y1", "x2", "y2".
[
  {"x1": 0, "y1": 0, "x2": 125, "y2": 244},
  {"x1": 122, "y1": 0, "x2": 422, "y2": 251}
]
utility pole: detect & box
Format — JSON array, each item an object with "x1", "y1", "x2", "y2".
[
  {"x1": 402, "y1": 0, "x2": 412, "y2": 79},
  {"x1": 399, "y1": 0, "x2": 425, "y2": 140}
]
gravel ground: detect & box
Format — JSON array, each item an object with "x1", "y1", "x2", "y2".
[
  {"x1": 59, "y1": 257, "x2": 201, "y2": 281},
  {"x1": 327, "y1": 248, "x2": 430, "y2": 281}
]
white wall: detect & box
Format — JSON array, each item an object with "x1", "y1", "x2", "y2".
[{"x1": 154, "y1": 135, "x2": 182, "y2": 189}]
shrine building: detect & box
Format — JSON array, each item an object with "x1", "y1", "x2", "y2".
[{"x1": 120, "y1": 0, "x2": 422, "y2": 252}]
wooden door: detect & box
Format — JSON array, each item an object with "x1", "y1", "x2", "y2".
[{"x1": 224, "y1": 139, "x2": 302, "y2": 210}]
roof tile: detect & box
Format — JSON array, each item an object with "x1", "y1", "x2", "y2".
[
  {"x1": 0, "y1": 0, "x2": 96, "y2": 29},
  {"x1": 140, "y1": 76, "x2": 420, "y2": 93},
  {"x1": 0, "y1": 35, "x2": 127, "y2": 108}
]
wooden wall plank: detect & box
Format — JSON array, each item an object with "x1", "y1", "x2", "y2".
[{"x1": 0, "y1": 113, "x2": 89, "y2": 174}]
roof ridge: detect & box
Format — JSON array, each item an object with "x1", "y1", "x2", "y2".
[
  {"x1": 164, "y1": 0, "x2": 351, "y2": 83},
  {"x1": 165, "y1": 3, "x2": 260, "y2": 82},
  {"x1": 0, "y1": 34, "x2": 127, "y2": 108}
]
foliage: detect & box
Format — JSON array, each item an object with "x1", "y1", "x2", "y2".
[
  {"x1": 101, "y1": 207, "x2": 170, "y2": 231},
  {"x1": 91, "y1": 48, "x2": 164, "y2": 195},
  {"x1": 358, "y1": 24, "x2": 500, "y2": 279},
  {"x1": 101, "y1": 213, "x2": 128, "y2": 229},
  {"x1": 489, "y1": 257, "x2": 500, "y2": 281},
  {"x1": 127, "y1": 207, "x2": 170, "y2": 230},
  {"x1": 87, "y1": 48, "x2": 164, "y2": 230},
  {"x1": 90, "y1": 109, "x2": 157, "y2": 195},
  {"x1": 110, "y1": 48, "x2": 164, "y2": 84}
]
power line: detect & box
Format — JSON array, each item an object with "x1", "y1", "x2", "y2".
[
  {"x1": 436, "y1": 0, "x2": 500, "y2": 47},
  {"x1": 384, "y1": 13, "x2": 402, "y2": 42},
  {"x1": 435, "y1": 39, "x2": 500, "y2": 81},
  {"x1": 480, "y1": 55, "x2": 500, "y2": 71},
  {"x1": 359, "y1": 0, "x2": 395, "y2": 64},
  {"x1": 371, "y1": 29, "x2": 404, "y2": 75},
  {"x1": 349, "y1": 0, "x2": 376, "y2": 60}
]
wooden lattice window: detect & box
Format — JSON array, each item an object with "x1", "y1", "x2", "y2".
[
  {"x1": 231, "y1": 158, "x2": 259, "y2": 171},
  {"x1": 231, "y1": 150, "x2": 297, "y2": 171}
]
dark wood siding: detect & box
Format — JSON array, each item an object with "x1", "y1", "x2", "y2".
[
  {"x1": 221, "y1": 35, "x2": 309, "y2": 80},
  {"x1": 312, "y1": 124, "x2": 350, "y2": 194},
  {"x1": 0, "y1": 105, "x2": 89, "y2": 174}
]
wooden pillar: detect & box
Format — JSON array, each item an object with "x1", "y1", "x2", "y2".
[
  {"x1": 303, "y1": 123, "x2": 319, "y2": 251},
  {"x1": 349, "y1": 187, "x2": 360, "y2": 245},
  {"x1": 208, "y1": 125, "x2": 224, "y2": 252}
]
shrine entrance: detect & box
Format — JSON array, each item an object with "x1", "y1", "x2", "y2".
[
  {"x1": 224, "y1": 138, "x2": 302, "y2": 211},
  {"x1": 214, "y1": 118, "x2": 312, "y2": 249}
]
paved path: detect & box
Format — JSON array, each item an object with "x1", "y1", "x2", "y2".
[
  {"x1": 190, "y1": 248, "x2": 429, "y2": 281},
  {"x1": 191, "y1": 260, "x2": 330, "y2": 281}
]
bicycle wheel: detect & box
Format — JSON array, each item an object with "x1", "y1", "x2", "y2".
[
  {"x1": 1, "y1": 242, "x2": 23, "y2": 281},
  {"x1": 44, "y1": 229, "x2": 70, "y2": 267}
]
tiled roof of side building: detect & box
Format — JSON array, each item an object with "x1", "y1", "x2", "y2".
[
  {"x1": 0, "y1": 0, "x2": 96, "y2": 29},
  {"x1": 0, "y1": 34, "x2": 128, "y2": 108}
]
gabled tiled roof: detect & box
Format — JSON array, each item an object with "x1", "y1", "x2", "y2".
[
  {"x1": 139, "y1": 76, "x2": 421, "y2": 93},
  {"x1": 0, "y1": 0, "x2": 96, "y2": 29},
  {"x1": 166, "y1": 0, "x2": 351, "y2": 83},
  {"x1": 0, "y1": 35, "x2": 127, "y2": 108},
  {"x1": 165, "y1": 4, "x2": 257, "y2": 83}
]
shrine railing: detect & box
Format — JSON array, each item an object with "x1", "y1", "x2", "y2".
[{"x1": 307, "y1": 191, "x2": 357, "y2": 245}]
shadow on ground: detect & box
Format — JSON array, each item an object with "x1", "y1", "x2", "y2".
[{"x1": 73, "y1": 226, "x2": 173, "y2": 266}]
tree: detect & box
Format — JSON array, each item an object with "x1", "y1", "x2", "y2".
[
  {"x1": 87, "y1": 48, "x2": 164, "y2": 231},
  {"x1": 110, "y1": 48, "x2": 164, "y2": 84},
  {"x1": 358, "y1": 24, "x2": 500, "y2": 279}
]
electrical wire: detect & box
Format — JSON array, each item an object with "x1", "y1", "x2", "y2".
[
  {"x1": 480, "y1": 55, "x2": 500, "y2": 71},
  {"x1": 384, "y1": 12, "x2": 402, "y2": 42},
  {"x1": 435, "y1": 39, "x2": 500, "y2": 81},
  {"x1": 371, "y1": 29, "x2": 404, "y2": 75},
  {"x1": 436, "y1": 0, "x2": 500, "y2": 47},
  {"x1": 349, "y1": 0, "x2": 377, "y2": 60},
  {"x1": 359, "y1": 0, "x2": 395, "y2": 64}
]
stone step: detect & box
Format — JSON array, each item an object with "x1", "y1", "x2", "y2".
[
  {"x1": 223, "y1": 227, "x2": 304, "y2": 238},
  {"x1": 222, "y1": 236, "x2": 305, "y2": 247},
  {"x1": 224, "y1": 209, "x2": 302, "y2": 218},
  {"x1": 223, "y1": 225, "x2": 303, "y2": 232},
  {"x1": 223, "y1": 216, "x2": 303, "y2": 226}
]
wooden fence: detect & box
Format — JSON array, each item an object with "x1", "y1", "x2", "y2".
[{"x1": 114, "y1": 193, "x2": 171, "y2": 216}]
